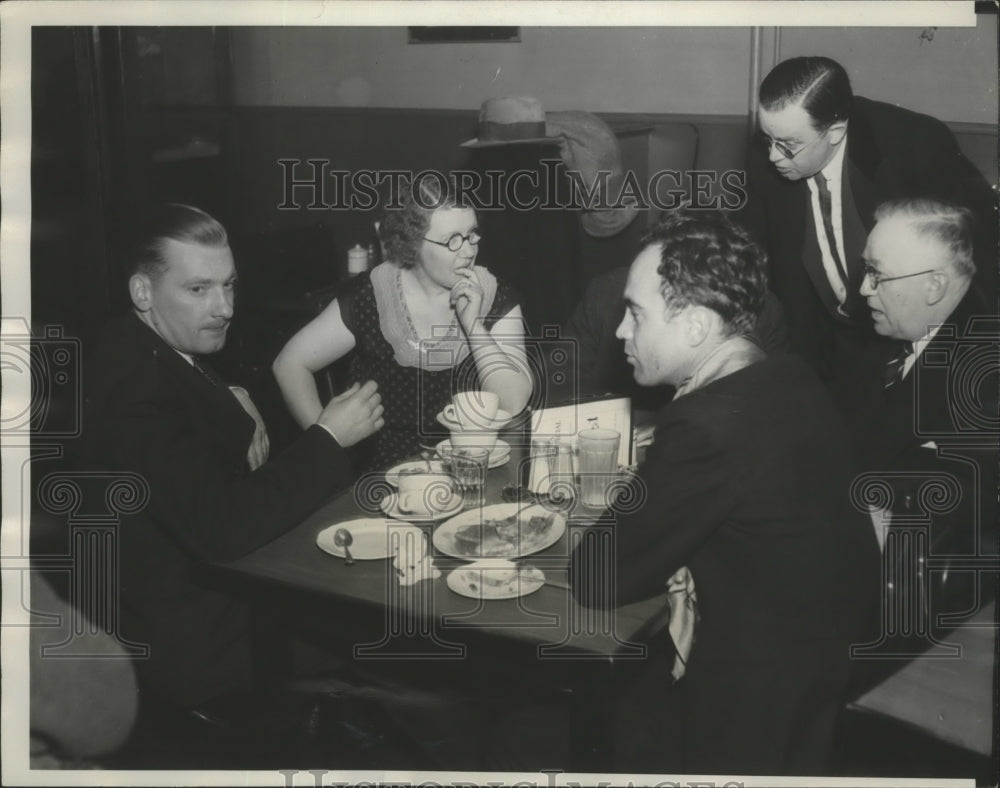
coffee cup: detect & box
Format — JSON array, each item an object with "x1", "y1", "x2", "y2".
[
  {"x1": 397, "y1": 472, "x2": 455, "y2": 515},
  {"x1": 442, "y1": 391, "x2": 499, "y2": 431}
]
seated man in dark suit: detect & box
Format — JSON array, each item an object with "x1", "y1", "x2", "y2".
[
  {"x1": 846, "y1": 198, "x2": 998, "y2": 626},
  {"x1": 571, "y1": 210, "x2": 880, "y2": 775},
  {"x1": 77, "y1": 203, "x2": 385, "y2": 710}
]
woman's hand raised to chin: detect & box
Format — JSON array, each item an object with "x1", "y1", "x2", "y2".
[{"x1": 450, "y1": 266, "x2": 486, "y2": 335}]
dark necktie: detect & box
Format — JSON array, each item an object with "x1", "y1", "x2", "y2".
[
  {"x1": 883, "y1": 342, "x2": 914, "y2": 389},
  {"x1": 814, "y1": 172, "x2": 850, "y2": 288}
]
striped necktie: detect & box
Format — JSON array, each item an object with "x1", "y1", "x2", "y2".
[
  {"x1": 883, "y1": 342, "x2": 914, "y2": 389},
  {"x1": 813, "y1": 172, "x2": 850, "y2": 288}
]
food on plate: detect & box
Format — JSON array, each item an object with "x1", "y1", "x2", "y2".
[
  {"x1": 449, "y1": 563, "x2": 545, "y2": 599},
  {"x1": 453, "y1": 512, "x2": 555, "y2": 557}
]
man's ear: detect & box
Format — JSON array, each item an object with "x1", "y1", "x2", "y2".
[
  {"x1": 925, "y1": 271, "x2": 950, "y2": 306},
  {"x1": 130, "y1": 273, "x2": 153, "y2": 311},
  {"x1": 827, "y1": 118, "x2": 848, "y2": 146},
  {"x1": 686, "y1": 306, "x2": 714, "y2": 346}
]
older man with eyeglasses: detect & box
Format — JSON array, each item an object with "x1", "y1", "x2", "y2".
[
  {"x1": 848, "y1": 198, "x2": 993, "y2": 463},
  {"x1": 738, "y1": 57, "x2": 996, "y2": 401},
  {"x1": 842, "y1": 198, "x2": 998, "y2": 654}
]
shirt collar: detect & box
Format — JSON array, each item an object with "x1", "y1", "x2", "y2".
[{"x1": 674, "y1": 335, "x2": 765, "y2": 399}]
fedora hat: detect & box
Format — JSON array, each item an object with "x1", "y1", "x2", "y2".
[{"x1": 460, "y1": 96, "x2": 560, "y2": 148}]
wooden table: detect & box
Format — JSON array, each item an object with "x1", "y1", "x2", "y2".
[
  {"x1": 218, "y1": 439, "x2": 667, "y2": 769},
  {"x1": 849, "y1": 600, "x2": 996, "y2": 756}
]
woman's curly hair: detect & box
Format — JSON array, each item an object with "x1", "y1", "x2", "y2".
[{"x1": 380, "y1": 173, "x2": 475, "y2": 269}]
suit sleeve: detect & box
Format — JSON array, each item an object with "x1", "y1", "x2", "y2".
[
  {"x1": 83, "y1": 359, "x2": 355, "y2": 563},
  {"x1": 571, "y1": 410, "x2": 734, "y2": 606}
]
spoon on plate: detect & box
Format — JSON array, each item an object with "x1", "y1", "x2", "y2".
[{"x1": 333, "y1": 528, "x2": 355, "y2": 565}]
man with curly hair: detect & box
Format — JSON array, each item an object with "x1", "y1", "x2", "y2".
[{"x1": 571, "y1": 210, "x2": 880, "y2": 775}]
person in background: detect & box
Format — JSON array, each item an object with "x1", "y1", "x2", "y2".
[
  {"x1": 739, "y1": 56, "x2": 996, "y2": 396},
  {"x1": 78, "y1": 203, "x2": 384, "y2": 710},
  {"x1": 273, "y1": 175, "x2": 532, "y2": 472},
  {"x1": 30, "y1": 572, "x2": 139, "y2": 769},
  {"x1": 570, "y1": 210, "x2": 879, "y2": 775}
]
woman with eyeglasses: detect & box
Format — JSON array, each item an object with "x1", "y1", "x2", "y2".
[{"x1": 273, "y1": 175, "x2": 532, "y2": 471}]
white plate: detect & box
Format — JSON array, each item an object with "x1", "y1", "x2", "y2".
[
  {"x1": 436, "y1": 439, "x2": 511, "y2": 469},
  {"x1": 433, "y1": 503, "x2": 566, "y2": 560},
  {"x1": 384, "y1": 459, "x2": 447, "y2": 487},
  {"x1": 317, "y1": 519, "x2": 423, "y2": 560},
  {"x1": 447, "y1": 560, "x2": 545, "y2": 600},
  {"x1": 381, "y1": 491, "x2": 464, "y2": 523},
  {"x1": 435, "y1": 409, "x2": 513, "y2": 431}
]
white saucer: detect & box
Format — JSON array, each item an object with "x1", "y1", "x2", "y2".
[
  {"x1": 435, "y1": 408, "x2": 513, "y2": 432},
  {"x1": 436, "y1": 439, "x2": 511, "y2": 469},
  {"x1": 380, "y1": 491, "x2": 464, "y2": 523},
  {"x1": 446, "y1": 560, "x2": 546, "y2": 600},
  {"x1": 384, "y1": 459, "x2": 447, "y2": 487}
]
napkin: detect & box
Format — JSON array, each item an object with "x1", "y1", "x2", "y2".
[
  {"x1": 391, "y1": 529, "x2": 440, "y2": 586},
  {"x1": 667, "y1": 566, "x2": 699, "y2": 682}
]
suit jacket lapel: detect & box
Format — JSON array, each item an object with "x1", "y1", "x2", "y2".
[
  {"x1": 130, "y1": 314, "x2": 254, "y2": 449},
  {"x1": 840, "y1": 164, "x2": 871, "y2": 317},
  {"x1": 845, "y1": 98, "x2": 881, "y2": 231},
  {"x1": 886, "y1": 289, "x2": 986, "y2": 440}
]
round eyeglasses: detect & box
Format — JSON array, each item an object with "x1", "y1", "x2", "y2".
[
  {"x1": 423, "y1": 230, "x2": 481, "y2": 252},
  {"x1": 756, "y1": 126, "x2": 830, "y2": 161}
]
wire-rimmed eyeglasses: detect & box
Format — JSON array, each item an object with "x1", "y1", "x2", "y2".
[
  {"x1": 423, "y1": 230, "x2": 481, "y2": 252},
  {"x1": 863, "y1": 264, "x2": 938, "y2": 289}
]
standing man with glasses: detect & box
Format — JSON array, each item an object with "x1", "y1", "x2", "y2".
[{"x1": 738, "y1": 56, "x2": 996, "y2": 394}]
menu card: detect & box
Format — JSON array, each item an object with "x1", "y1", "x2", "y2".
[{"x1": 529, "y1": 395, "x2": 634, "y2": 468}]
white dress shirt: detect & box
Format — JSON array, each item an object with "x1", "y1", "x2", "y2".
[
  {"x1": 904, "y1": 324, "x2": 942, "y2": 381},
  {"x1": 806, "y1": 136, "x2": 849, "y2": 304}
]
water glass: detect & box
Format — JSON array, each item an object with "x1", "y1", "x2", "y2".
[
  {"x1": 527, "y1": 438, "x2": 557, "y2": 495},
  {"x1": 447, "y1": 447, "x2": 489, "y2": 509},
  {"x1": 577, "y1": 428, "x2": 621, "y2": 508}
]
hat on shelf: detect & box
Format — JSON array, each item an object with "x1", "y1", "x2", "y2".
[{"x1": 460, "y1": 96, "x2": 561, "y2": 147}]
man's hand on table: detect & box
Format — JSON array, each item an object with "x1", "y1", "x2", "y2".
[{"x1": 318, "y1": 380, "x2": 385, "y2": 447}]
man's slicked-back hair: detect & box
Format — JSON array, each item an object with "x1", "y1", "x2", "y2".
[
  {"x1": 127, "y1": 203, "x2": 229, "y2": 280},
  {"x1": 641, "y1": 209, "x2": 768, "y2": 337},
  {"x1": 759, "y1": 56, "x2": 853, "y2": 129},
  {"x1": 874, "y1": 198, "x2": 977, "y2": 279}
]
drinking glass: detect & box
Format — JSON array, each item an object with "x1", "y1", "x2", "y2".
[
  {"x1": 447, "y1": 447, "x2": 489, "y2": 509},
  {"x1": 577, "y1": 428, "x2": 621, "y2": 508}
]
